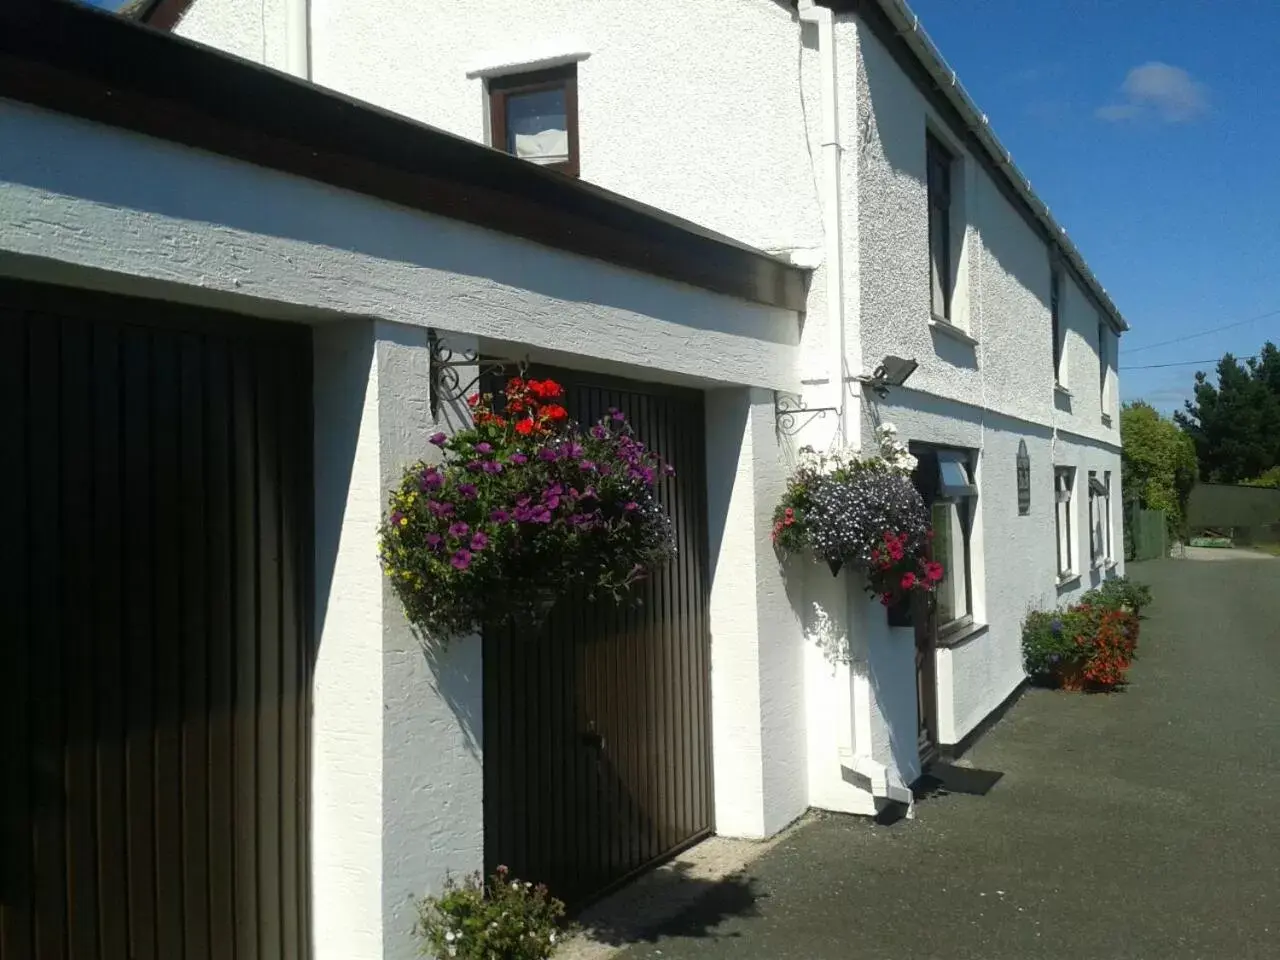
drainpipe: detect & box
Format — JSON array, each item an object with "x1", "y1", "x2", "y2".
[
  {"x1": 285, "y1": 0, "x2": 311, "y2": 80},
  {"x1": 796, "y1": 0, "x2": 849, "y2": 446},
  {"x1": 798, "y1": 0, "x2": 906, "y2": 811}
]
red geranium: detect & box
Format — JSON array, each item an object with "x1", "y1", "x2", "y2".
[
  {"x1": 513, "y1": 419, "x2": 535, "y2": 436},
  {"x1": 541, "y1": 403, "x2": 569, "y2": 422}
]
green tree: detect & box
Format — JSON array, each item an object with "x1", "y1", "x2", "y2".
[
  {"x1": 1242, "y1": 466, "x2": 1280, "y2": 489},
  {"x1": 1174, "y1": 342, "x2": 1280, "y2": 482},
  {"x1": 1120, "y1": 401, "x2": 1198, "y2": 538}
]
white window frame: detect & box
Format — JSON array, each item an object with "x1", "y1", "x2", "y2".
[
  {"x1": 915, "y1": 446, "x2": 980, "y2": 634},
  {"x1": 1055, "y1": 467, "x2": 1076, "y2": 578}
]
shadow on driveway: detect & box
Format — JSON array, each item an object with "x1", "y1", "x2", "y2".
[{"x1": 617, "y1": 557, "x2": 1280, "y2": 959}]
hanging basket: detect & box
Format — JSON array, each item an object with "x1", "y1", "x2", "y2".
[{"x1": 886, "y1": 595, "x2": 914, "y2": 628}]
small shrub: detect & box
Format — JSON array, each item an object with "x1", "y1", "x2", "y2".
[
  {"x1": 415, "y1": 866, "x2": 570, "y2": 960},
  {"x1": 1023, "y1": 604, "x2": 1140, "y2": 689},
  {"x1": 1022, "y1": 609, "x2": 1089, "y2": 678},
  {"x1": 1080, "y1": 575, "x2": 1153, "y2": 616}
]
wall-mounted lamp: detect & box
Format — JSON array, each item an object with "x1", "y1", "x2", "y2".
[{"x1": 853, "y1": 355, "x2": 918, "y2": 398}]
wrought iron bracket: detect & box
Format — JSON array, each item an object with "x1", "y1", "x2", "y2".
[
  {"x1": 773, "y1": 391, "x2": 839, "y2": 437},
  {"x1": 428, "y1": 329, "x2": 529, "y2": 419}
]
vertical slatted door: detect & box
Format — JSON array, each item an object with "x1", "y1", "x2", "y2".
[
  {"x1": 0, "y1": 280, "x2": 312, "y2": 960},
  {"x1": 483, "y1": 370, "x2": 713, "y2": 909}
]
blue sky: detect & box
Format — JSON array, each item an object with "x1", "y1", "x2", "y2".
[{"x1": 907, "y1": 0, "x2": 1280, "y2": 412}]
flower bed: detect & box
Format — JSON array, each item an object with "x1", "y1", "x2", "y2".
[
  {"x1": 1022, "y1": 587, "x2": 1142, "y2": 691},
  {"x1": 771, "y1": 425, "x2": 942, "y2": 610},
  {"x1": 379, "y1": 377, "x2": 675, "y2": 638}
]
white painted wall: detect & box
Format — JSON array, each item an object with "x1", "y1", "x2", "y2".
[
  {"x1": 175, "y1": 0, "x2": 289, "y2": 69},
  {"x1": 705, "y1": 388, "x2": 809, "y2": 837},
  {"x1": 0, "y1": 98, "x2": 812, "y2": 953},
  {"x1": 850, "y1": 14, "x2": 1125, "y2": 748}
]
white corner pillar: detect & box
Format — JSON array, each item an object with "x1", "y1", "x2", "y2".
[
  {"x1": 312, "y1": 319, "x2": 484, "y2": 960},
  {"x1": 705, "y1": 387, "x2": 808, "y2": 839}
]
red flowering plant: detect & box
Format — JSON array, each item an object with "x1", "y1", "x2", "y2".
[
  {"x1": 379, "y1": 378, "x2": 676, "y2": 638},
  {"x1": 771, "y1": 425, "x2": 942, "y2": 608},
  {"x1": 1021, "y1": 602, "x2": 1139, "y2": 690}
]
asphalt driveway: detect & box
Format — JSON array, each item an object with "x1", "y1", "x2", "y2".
[{"x1": 613, "y1": 556, "x2": 1280, "y2": 959}]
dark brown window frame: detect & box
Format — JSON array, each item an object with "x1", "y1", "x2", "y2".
[
  {"x1": 488, "y1": 65, "x2": 580, "y2": 178},
  {"x1": 1050, "y1": 260, "x2": 1063, "y2": 383},
  {"x1": 926, "y1": 132, "x2": 954, "y2": 324}
]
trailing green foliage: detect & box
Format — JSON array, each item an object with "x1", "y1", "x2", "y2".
[
  {"x1": 415, "y1": 867, "x2": 570, "y2": 960},
  {"x1": 1242, "y1": 466, "x2": 1280, "y2": 489},
  {"x1": 1079, "y1": 575, "x2": 1153, "y2": 617},
  {"x1": 1120, "y1": 401, "x2": 1198, "y2": 538}
]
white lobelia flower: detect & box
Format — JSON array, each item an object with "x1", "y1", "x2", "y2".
[
  {"x1": 550, "y1": 931, "x2": 558, "y2": 944},
  {"x1": 445, "y1": 931, "x2": 456, "y2": 942},
  {"x1": 877, "y1": 422, "x2": 898, "y2": 436}
]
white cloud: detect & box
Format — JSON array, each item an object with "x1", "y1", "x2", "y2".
[{"x1": 1096, "y1": 62, "x2": 1208, "y2": 123}]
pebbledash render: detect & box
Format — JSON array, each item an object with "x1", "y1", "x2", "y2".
[{"x1": 3, "y1": 1, "x2": 1125, "y2": 958}]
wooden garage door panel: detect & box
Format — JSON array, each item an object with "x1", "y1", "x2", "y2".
[
  {"x1": 0, "y1": 281, "x2": 312, "y2": 960},
  {"x1": 483, "y1": 370, "x2": 713, "y2": 909}
]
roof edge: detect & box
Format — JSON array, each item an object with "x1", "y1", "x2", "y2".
[
  {"x1": 818, "y1": 0, "x2": 1129, "y2": 333},
  {"x1": 1, "y1": 1, "x2": 807, "y2": 314}
]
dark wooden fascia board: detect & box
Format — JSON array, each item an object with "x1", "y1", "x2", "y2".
[{"x1": 0, "y1": 1, "x2": 806, "y2": 314}]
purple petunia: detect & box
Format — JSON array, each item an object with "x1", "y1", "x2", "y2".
[
  {"x1": 537, "y1": 447, "x2": 559, "y2": 462},
  {"x1": 590, "y1": 424, "x2": 607, "y2": 440},
  {"x1": 579, "y1": 460, "x2": 597, "y2": 473},
  {"x1": 564, "y1": 442, "x2": 584, "y2": 459},
  {"x1": 624, "y1": 501, "x2": 638, "y2": 512},
  {"x1": 610, "y1": 408, "x2": 625, "y2": 422},
  {"x1": 531, "y1": 508, "x2": 552, "y2": 524},
  {"x1": 448, "y1": 522, "x2": 470, "y2": 538},
  {"x1": 475, "y1": 442, "x2": 493, "y2": 454},
  {"x1": 544, "y1": 496, "x2": 561, "y2": 510},
  {"x1": 481, "y1": 461, "x2": 503, "y2": 474},
  {"x1": 450, "y1": 549, "x2": 472, "y2": 570},
  {"x1": 490, "y1": 508, "x2": 511, "y2": 523},
  {"x1": 458, "y1": 483, "x2": 478, "y2": 500},
  {"x1": 467, "y1": 459, "x2": 484, "y2": 472},
  {"x1": 513, "y1": 505, "x2": 535, "y2": 523},
  {"x1": 509, "y1": 453, "x2": 528, "y2": 465},
  {"x1": 470, "y1": 532, "x2": 489, "y2": 551},
  {"x1": 582, "y1": 486, "x2": 598, "y2": 500},
  {"x1": 425, "y1": 532, "x2": 443, "y2": 549},
  {"x1": 389, "y1": 510, "x2": 404, "y2": 526},
  {"x1": 429, "y1": 432, "x2": 447, "y2": 447},
  {"x1": 544, "y1": 484, "x2": 563, "y2": 498},
  {"x1": 569, "y1": 513, "x2": 595, "y2": 528},
  {"x1": 428, "y1": 500, "x2": 454, "y2": 518}
]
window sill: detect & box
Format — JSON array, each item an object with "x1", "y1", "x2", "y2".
[
  {"x1": 1105, "y1": 560, "x2": 1119, "y2": 571},
  {"x1": 1056, "y1": 572, "x2": 1081, "y2": 589},
  {"x1": 936, "y1": 620, "x2": 989, "y2": 649},
  {"x1": 929, "y1": 318, "x2": 979, "y2": 347},
  {"x1": 1054, "y1": 383, "x2": 1073, "y2": 399}
]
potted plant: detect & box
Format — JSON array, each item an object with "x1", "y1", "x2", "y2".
[
  {"x1": 772, "y1": 424, "x2": 943, "y2": 621},
  {"x1": 1021, "y1": 604, "x2": 1140, "y2": 691},
  {"x1": 379, "y1": 377, "x2": 676, "y2": 639}
]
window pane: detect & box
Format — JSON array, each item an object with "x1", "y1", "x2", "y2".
[
  {"x1": 939, "y1": 456, "x2": 975, "y2": 497},
  {"x1": 931, "y1": 501, "x2": 968, "y2": 625},
  {"x1": 930, "y1": 206, "x2": 948, "y2": 318},
  {"x1": 504, "y1": 88, "x2": 569, "y2": 164}
]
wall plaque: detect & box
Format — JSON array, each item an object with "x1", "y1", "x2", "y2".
[{"x1": 1017, "y1": 439, "x2": 1031, "y2": 515}]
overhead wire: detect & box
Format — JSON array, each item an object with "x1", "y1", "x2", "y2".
[{"x1": 1121, "y1": 307, "x2": 1280, "y2": 356}]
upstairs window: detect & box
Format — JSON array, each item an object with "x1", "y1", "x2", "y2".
[
  {"x1": 1098, "y1": 320, "x2": 1110, "y2": 417},
  {"x1": 926, "y1": 134, "x2": 954, "y2": 323},
  {"x1": 1050, "y1": 262, "x2": 1064, "y2": 384},
  {"x1": 488, "y1": 65, "x2": 579, "y2": 177}
]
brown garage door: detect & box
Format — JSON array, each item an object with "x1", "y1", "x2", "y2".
[
  {"x1": 0, "y1": 280, "x2": 313, "y2": 960},
  {"x1": 483, "y1": 370, "x2": 713, "y2": 909}
]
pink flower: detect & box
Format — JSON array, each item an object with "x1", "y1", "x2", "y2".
[
  {"x1": 925, "y1": 561, "x2": 944, "y2": 583},
  {"x1": 901, "y1": 572, "x2": 917, "y2": 590},
  {"x1": 450, "y1": 549, "x2": 472, "y2": 570}
]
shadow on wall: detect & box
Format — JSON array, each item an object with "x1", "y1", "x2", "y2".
[
  {"x1": 3, "y1": 109, "x2": 796, "y2": 348},
  {"x1": 859, "y1": 26, "x2": 1055, "y2": 312}
]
